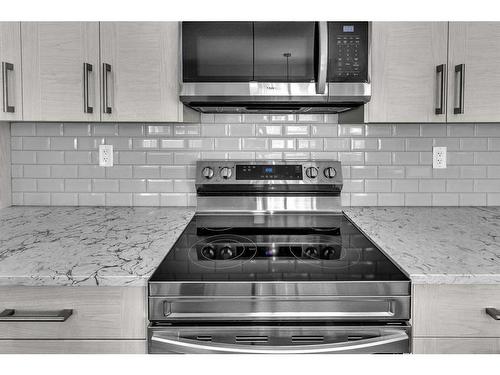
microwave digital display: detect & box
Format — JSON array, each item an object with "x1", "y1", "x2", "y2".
[{"x1": 343, "y1": 25, "x2": 354, "y2": 32}]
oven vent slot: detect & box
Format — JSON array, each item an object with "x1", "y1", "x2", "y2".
[
  {"x1": 196, "y1": 335, "x2": 213, "y2": 342},
  {"x1": 291, "y1": 335, "x2": 325, "y2": 343},
  {"x1": 235, "y1": 335, "x2": 268, "y2": 343}
]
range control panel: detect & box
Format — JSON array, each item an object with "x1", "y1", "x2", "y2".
[{"x1": 195, "y1": 160, "x2": 343, "y2": 186}]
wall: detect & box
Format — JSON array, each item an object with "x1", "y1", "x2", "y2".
[
  {"x1": 0, "y1": 122, "x2": 11, "y2": 208},
  {"x1": 9, "y1": 113, "x2": 500, "y2": 206}
]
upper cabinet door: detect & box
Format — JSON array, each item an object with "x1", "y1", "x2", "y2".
[
  {"x1": 253, "y1": 22, "x2": 316, "y2": 82},
  {"x1": 21, "y1": 22, "x2": 100, "y2": 122},
  {"x1": 0, "y1": 22, "x2": 22, "y2": 121},
  {"x1": 366, "y1": 22, "x2": 448, "y2": 123},
  {"x1": 447, "y1": 23, "x2": 500, "y2": 122},
  {"x1": 100, "y1": 22, "x2": 184, "y2": 122}
]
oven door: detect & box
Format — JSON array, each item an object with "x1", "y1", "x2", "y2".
[{"x1": 148, "y1": 324, "x2": 410, "y2": 354}]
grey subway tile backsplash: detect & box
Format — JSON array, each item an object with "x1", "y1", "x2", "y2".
[{"x1": 10, "y1": 120, "x2": 500, "y2": 207}]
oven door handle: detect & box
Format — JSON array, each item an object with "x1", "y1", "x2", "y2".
[{"x1": 151, "y1": 330, "x2": 409, "y2": 354}]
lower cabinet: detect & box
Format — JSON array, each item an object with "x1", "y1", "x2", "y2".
[
  {"x1": 0, "y1": 340, "x2": 146, "y2": 354},
  {"x1": 0, "y1": 286, "x2": 147, "y2": 354},
  {"x1": 412, "y1": 284, "x2": 500, "y2": 354}
]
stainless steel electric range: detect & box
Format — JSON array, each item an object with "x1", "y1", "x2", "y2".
[{"x1": 148, "y1": 160, "x2": 411, "y2": 354}]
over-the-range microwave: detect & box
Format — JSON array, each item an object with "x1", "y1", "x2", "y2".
[{"x1": 179, "y1": 21, "x2": 371, "y2": 114}]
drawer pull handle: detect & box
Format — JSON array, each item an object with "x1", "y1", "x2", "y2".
[
  {"x1": 0, "y1": 309, "x2": 73, "y2": 322},
  {"x1": 486, "y1": 308, "x2": 500, "y2": 320}
]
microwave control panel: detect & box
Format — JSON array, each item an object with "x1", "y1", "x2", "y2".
[{"x1": 328, "y1": 22, "x2": 369, "y2": 83}]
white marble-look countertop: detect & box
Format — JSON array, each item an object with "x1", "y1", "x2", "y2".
[
  {"x1": 344, "y1": 207, "x2": 500, "y2": 284},
  {"x1": 1, "y1": 206, "x2": 499, "y2": 286},
  {"x1": 0, "y1": 207, "x2": 195, "y2": 286}
]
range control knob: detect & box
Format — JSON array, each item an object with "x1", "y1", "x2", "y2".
[
  {"x1": 305, "y1": 167, "x2": 319, "y2": 179},
  {"x1": 201, "y1": 166, "x2": 214, "y2": 179},
  {"x1": 220, "y1": 246, "x2": 234, "y2": 260},
  {"x1": 323, "y1": 167, "x2": 337, "y2": 179},
  {"x1": 220, "y1": 167, "x2": 232, "y2": 180},
  {"x1": 201, "y1": 245, "x2": 216, "y2": 259},
  {"x1": 304, "y1": 247, "x2": 319, "y2": 258}
]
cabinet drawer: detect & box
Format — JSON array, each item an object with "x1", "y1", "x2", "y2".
[
  {"x1": 0, "y1": 287, "x2": 146, "y2": 339},
  {"x1": 413, "y1": 284, "x2": 500, "y2": 337},
  {"x1": 0, "y1": 339, "x2": 146, "y2": 354},
  {"x1": 413, "y1": 338, "x2": 500, "y2": 354}
]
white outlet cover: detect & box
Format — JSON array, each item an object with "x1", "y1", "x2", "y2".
[
  {"x1": 433, "y1": 146, "x2": 447, "y2": 169},
  {"x1": 99, "y1": 145, "x2": 114, "y2": 167}
]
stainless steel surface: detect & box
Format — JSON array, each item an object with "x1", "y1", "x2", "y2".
[
  {"x1": 195, "y1": 160, "x2": 343, "y2": 187},
  {"x1": 181, "y1": 82, "x2": 370, "y2": 100},
  {"x1": 196, "y1": 196, "x2": 342, "y2": 214},
  {"x1": 149, "y1": 280, "x2": 410, "y2": 298},
  {"x1": 149, "y1": 295, "x2": 410, "y2": 322},
  {"x1": 195, "y1": 160, "x2": 342, "y2": 213},
  {"x1": 102, "y1": 62, "x2": 112, "y2": 114},
  {"x1": 83, "y1": 62, "x2": 93, "y2": 114},
  {"x1": 0, "y1": 309, "x2": 73, "y2": 322},
  {"x1": 149, "y1": 325, "x2": 410, "y2": 354},
  {"x1": 316, "y1": 22, "x2": 328, "y2": 95},
  {"x1": 1, "y1": 61, "x2": 14, "y2": 113},
  {"x1": 486, "y1": 308, "x2": 500, "y2": 320}
]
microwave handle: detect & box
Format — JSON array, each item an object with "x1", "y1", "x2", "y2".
[
  {"x1": 316, "y1": 21, "x2": 328, "y2": 95},
  {"x1": 151, "y1": 330, "x2": 409, "y2": 354}
]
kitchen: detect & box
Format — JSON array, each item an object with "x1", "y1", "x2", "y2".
[{"x1": 1, "y1": 0, "x2": 500, "y2": 370}]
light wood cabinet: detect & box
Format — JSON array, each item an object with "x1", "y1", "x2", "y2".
[
  {"x1": 366, "y1": 22, "x2": 448, "y2": 123},
  {"x1": 21, "y1": 22, "x2": 101, "y2": 122},
  {"x1": 0, "y1": 340, "x2": 146, "y2": 354},
  {"x1": 447, "y1": 22, "x2": 500, "y2": 122},
  {"x1": 0, "y1": 286, "x2": 147, "y2": 354},
  {"x1": 99, "y1": 22, "x2": 197, "y2": 122},
  {"x1": 0, "y1": 22, "x2": 22, "y2": 121},
  {"x1": 412, "y1": 284, "x2": 500, "y2": 354}
]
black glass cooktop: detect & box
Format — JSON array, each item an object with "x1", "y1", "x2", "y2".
[{"x1": 150, "y1": 214, "x2": 409, "y2": 282}]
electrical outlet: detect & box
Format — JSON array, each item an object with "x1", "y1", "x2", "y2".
[
  {"x1": 433, "y1": 146, "x2": 447, "y2": 169},
  {"x1": 99, "y1": 145, "x2": 113, "y2": 167}
]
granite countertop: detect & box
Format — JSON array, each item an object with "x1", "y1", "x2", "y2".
[
  {"x1": 0, "y1": 206, "x2": 499, "y2": 286},
  {"x1": 344, "y1": 207, "x2": 500, "y2": 284},
  {"x1": 0, "y1": 206, "x2": 195, "y2": 286}
]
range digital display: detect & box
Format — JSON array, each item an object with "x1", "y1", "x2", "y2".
[{"x1": 236, "y1": 165, "x2": 303, "y2": 180}]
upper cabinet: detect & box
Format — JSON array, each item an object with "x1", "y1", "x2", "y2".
[
  {"x1": 100, "y1": 22, "x2": 195, "y2": 122},
  {"x1": 447, "y1": 23, "x2": 500, "y2": 122},
  {"x1": 18, "y1": 21, "x2": 195, "y2": 122},
  {"x1": 0, "y1": 22, "x2": 22, "y2": 121},
  {"x1": 366, "y1": 22, "x2": 449, "y2": 123},
  {"x1": 21, "y1": 22, "x2": 101, "y2": 122}
]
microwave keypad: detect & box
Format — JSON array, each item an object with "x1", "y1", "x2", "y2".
[{"x1": 334, "y1": 35, "x2": 361, "y2": 78}]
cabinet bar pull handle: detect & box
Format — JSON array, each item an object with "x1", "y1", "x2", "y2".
[
  {"x1": 486, "y1": 308, "x2": 500, "y2": 320},
  {"x1": 0, "y1": 309, "x2": 73, "y2": 322},
  {"x1": 435, "y1": 64, "x2": 446, "y2": 115},
  {"x1": 83, "y1": 62, "x2": 93, "y2": 114},
  {"x1": 102, "y1": 63, "x2": 112, "y2": 114},
  {"x1": 1, "y1": 62, "x2": 15, "y2": 113},
  {"x1": 454, "y1": 63, "x2": 465, "y2": 114}
]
